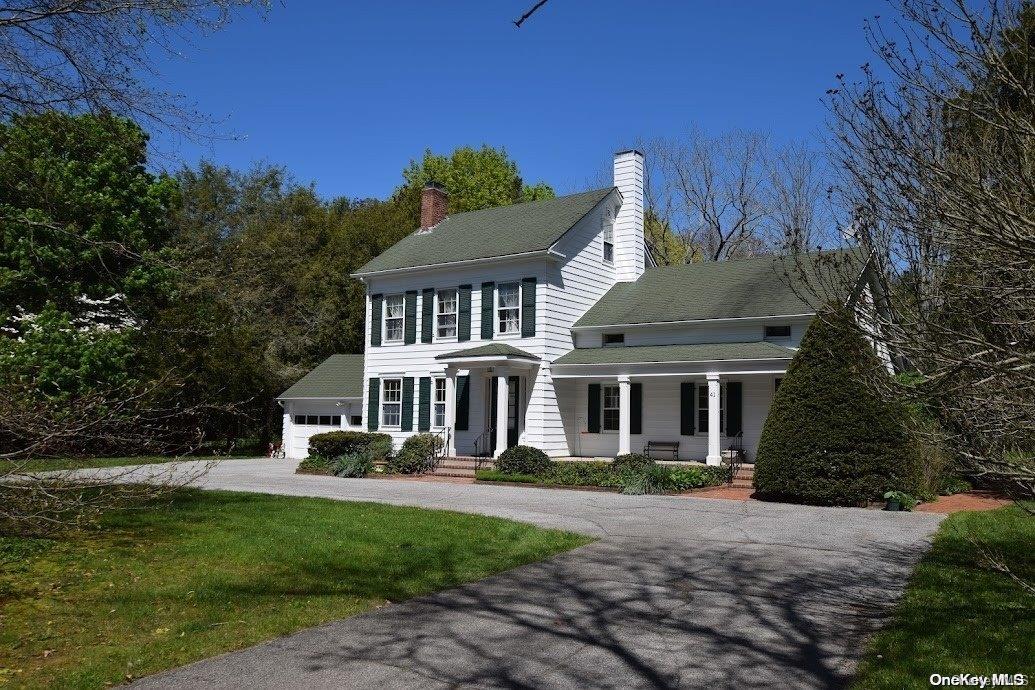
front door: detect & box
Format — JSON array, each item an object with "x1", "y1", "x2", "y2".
[{"x1": 488, "y1": 375, "x2": 521, "y2": 454}]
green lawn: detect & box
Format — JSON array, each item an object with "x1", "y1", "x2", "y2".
[
  {"x1": 0, "y1": 455, "x2": 256, "y2": 473},
  {"x1": 0, "y1": 490, "x2": 591, "y2": 688},
  {"x1": 855, "y1": 505, "x2": 1035, "y2": 688}
]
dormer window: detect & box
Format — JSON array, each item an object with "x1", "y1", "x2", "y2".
[
  {"x1": 602, "y1": 209, "x2": 614, "y2": 264},
  {"x1": 603, "y1": 333, "x2": 625, "y2": 347},
  {"x1": 764, "y1": 325, "x2": 791, "y2": 340}
]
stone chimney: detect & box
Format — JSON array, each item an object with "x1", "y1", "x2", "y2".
[
  {"x1": 420, "y1": 182, "x2": 448, "y2": 230},
  {"x1": 613, "y1": 149, "x2": 645, "y2": 281}
]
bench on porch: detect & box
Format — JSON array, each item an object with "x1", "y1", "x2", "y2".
[{"x1": 644, "y1": 440, "x2": 679, "y2": 460}]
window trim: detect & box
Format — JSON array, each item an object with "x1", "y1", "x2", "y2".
[
  {"x1": 435, "y1": 288, "x2": 458, "y2": 341},
  {"x1": 496, "y1": 281, "x2": 522, "y2": 338},
  {"x1": 380, "y1": 377, "x2": 403, "y2": 429},
  {"x1": 383, "y1": 294, "x2": 405, "y2": 343},
  {"x1": 696, "y1": 383, "x2": 726, "y2": 436},
  {"x1": 602, "y1": 209, "x2": 615, "y2": 265},
  {"x1": 433, "y1": 377, "x2": 447, "y2": 428},
  {"x1": 601, "y1": 384, "x2": 621, "y2": 433}
]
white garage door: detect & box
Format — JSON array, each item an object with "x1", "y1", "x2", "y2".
[{"x1": 284, "y1": 402, "x2": 360, "y2": 458}]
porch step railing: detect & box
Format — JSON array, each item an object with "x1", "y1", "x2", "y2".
[
  {"x1": 723, "y1": 432, "x2": 746, "y2": 485},
  {"x1": 472, "y1": 427, "x2": 495, "y2": 464},
  {"x1": 427, "y1": 426, "x2": 451, "y2": 472}
]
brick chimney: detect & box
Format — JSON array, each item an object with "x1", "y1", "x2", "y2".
[{"x1": 420, "y1": 182, "x2": 448, "y2": 230}]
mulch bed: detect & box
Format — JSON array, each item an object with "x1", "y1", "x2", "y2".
[{"x1": 915, "y1": 490, "x2": 1013, "y2": 514}]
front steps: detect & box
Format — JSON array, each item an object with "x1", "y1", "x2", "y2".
[
  {"x1": 731, "y1": 463, "x2": 755, "y2": 489},
  {"x1": 429, "y1": 456, "x2": 494, "y2": 478}
]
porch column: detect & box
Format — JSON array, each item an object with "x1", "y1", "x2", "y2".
[
  {"x1": 706, "y1": 373, "x2": 722, "y2": 466},
  {"x1": 444, "y1": 367, "x2": 457, "y2": 457},
  {"x1": 617, "y1": 375, "x2": 631, "y2": 456},
  {"x1": 493, "y1": 368, "x2": 509, "y2": 459}
]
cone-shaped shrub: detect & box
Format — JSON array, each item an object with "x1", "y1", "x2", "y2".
[{"x1": 753, "y1": 308, "x2": 920, "y2": 506}]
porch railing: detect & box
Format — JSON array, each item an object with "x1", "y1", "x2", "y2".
[
  {"x1": 427, "y1": 426, "x2": 451, "y2": 472},
  {"x1": 723, "y1": 431, "x2": 745, "y2": 485},
  {"x1": 472, "y1": 427, "x2": 495, "y2": 465}
]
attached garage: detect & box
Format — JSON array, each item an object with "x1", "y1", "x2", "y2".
[{"x1": 277, "y1": 354, "x2": 365, "y2": 459}]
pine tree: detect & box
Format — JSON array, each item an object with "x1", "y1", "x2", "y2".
[{"x1": 753, "y1": 308, "x2": 920, "y2": 506}]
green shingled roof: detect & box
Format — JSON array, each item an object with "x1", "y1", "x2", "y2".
[
  {"x1": 436, "y1": 343, "x2": 540, "y2": 360},
  {"x1": 355, "y1": 187, "x2": 616, "y2": 274},
  {"x1": 573, "y1": 251, "x2": 857, "y2": 328},
  {"x1": 277, "y1": 354, "x2": 364, "y2": 399},
  {"x1": 553, "y1": 342, "x2": 796, "y2": 365}
]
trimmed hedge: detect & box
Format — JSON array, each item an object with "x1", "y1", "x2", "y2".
[
  {"x1": 387, "y1": 433, "x2": 442, "y2": 474},
  {"x1": 496, "y1": 445, "x2": 551, "y2": 476},
  {"x1": 477, "y1": 459, "x2": 728, "y2": 493},
  {"x1": 611, "y1": 453, "x2": 655, "y2": 474},
  {"x1": 308, "y1": 431, "x2": 392, "y2": 463},
  {"x1": 753, "y1": 308, "x2": 921, "y2": 506}
]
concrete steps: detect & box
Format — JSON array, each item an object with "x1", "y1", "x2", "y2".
[
  {"x1": 731, "y1": 463, "x2": 755, "y2": 489},
  {"x1": 428, "y1": 456, "x2": 494, "y2": 478}
]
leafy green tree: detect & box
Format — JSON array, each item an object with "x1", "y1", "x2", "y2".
[
  {"x1": 402, "y1": 145, "x2": 553, "y2": 213},
  {"x1": 0, "y1": 112, "x2": 179, "y2": 320},
  {"x1": 753, "y1": 308, "x2": 921, "y2": 506}
]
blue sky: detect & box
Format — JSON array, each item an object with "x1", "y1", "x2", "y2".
[{"x1": 153, "y1": 0, "x2": 888, "y2": 200}]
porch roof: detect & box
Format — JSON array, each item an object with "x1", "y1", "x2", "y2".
[
  {"x1": 435, "y1": 343, "x2": 540, "y2": 361},
  {"x1": 552, "y1": 341, "x2": 795, "y2": 365}
]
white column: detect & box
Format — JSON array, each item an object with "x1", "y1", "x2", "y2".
[
  {"x1": 617, "y1": 375, "x2": 631, "y2": 456},
  {"x1": 444, "y1": 368, "x2": 457, "y2": 457},
  {"x1": 706, "y1": 373, "x2": 722, "y2": 466},
  {"x1": 494, "y1": 369, "x2": 509, "y2": 458}
]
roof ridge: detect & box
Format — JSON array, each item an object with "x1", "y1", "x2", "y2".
[{"x1": 432, "y1": 186, "x2": 615, "y2": 222}]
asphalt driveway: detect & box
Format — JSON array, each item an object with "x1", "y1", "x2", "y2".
[{"x1": 120, "y1": 458, "x2": 943, "y2": 689}]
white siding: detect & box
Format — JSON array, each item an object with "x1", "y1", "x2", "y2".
[
  {"x1": 557, "y1": 374, "x2": 780, "y2": 460},
  {"x1": 362, "y1": 257, "x2": 550, "y2": 454}
]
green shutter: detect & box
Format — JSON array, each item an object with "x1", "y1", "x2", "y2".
[
  {"x1": 367, "y1": 379, "x2": 379, "y2": 430},
  {"x1": 458, "y1": 284, "x2": 472, "y2": 342},
  {"x1": 587, "y1": 383, "x2": 601, "y2": 433},
  {"x1": 418, "y1": 377, "x2": 431, "y2": 431},
  {"x1": 421, "y1": 289, "x2": 434, "y2": 343},
  {"x1": 455, "y1": 375, "x2": 470, "y2": 431},
  {"x1": 680, "y1": 382, "x2": 695, "y2": 436},
  {"x1": 631, "y1": 383, "x2": 643, "y2": 435},
  {"x1": 401, "y1": 377, "x2": 414, "y2": 431},
  {"x1": 480, "y1": 282, "x2": 494, "y2": 340},
  {"x1": 726, "y1": 381, "x2": 743, "y2": 437},
  {"x1": 370, "y1": 294, "x2": 383, "y2": 347},
  {"x1": 521, "y1": 277, "x2": 536, "y2": 337},
  {"x1": 404, "y1": 291, "x2": 417, "y2": 344}
]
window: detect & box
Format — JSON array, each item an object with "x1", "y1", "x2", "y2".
[
  {"x1": 602, "y1": 211, "x2": 614, "y2": 264},
  {"x1": 697, "y1": 384, "x2": 725, "y2": 434},
  {"x1": 603, "y1": 333, "x2": 625, "y2": 347},
  {"x1": 764, "y1": 324, "x2": 791, "y2": 340},
  {"x1": 350, "y1": 415, "x2": 362, "y2": 426},
  {"x1": 381, "y1": 378, "x2": 402, "y2": 427},
  {"x1": 294, "y1": 415, "x2": 340, "y2": 426},
  {"x1": 774, "y1": 378, "x2": 782, "y2": 391},
  {"x1": 602, "y1": 384, "x2": 620, "y2": 432},
  {"x1": 497, "y1": 282, "x2": 520, "y2": 335},
  {"x1": 434, "y1": 378, "x2": 447, "y2": 427},
  {"x1": 384, "y1": 295, "x2": 404, "y2": 342},
  {"x1": 436, "y1": 289, "x2": 457, "y2": 339}
]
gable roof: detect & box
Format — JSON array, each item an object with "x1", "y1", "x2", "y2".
[
  {"x1": 277, "y1": 354, "x2": 364, "y2": 400},
  {"x1": 436, "y1": 343, "x2": 539, "y2": 361},
  {"x1": 573, "y1": 251, "x2": 856, "y2": 328},
  {"x1": 554, "y1": 342, "x2": 795, "y2": 366},
  {"x1": 354, "y1": 187, "x2": 616, "y2": 275}
]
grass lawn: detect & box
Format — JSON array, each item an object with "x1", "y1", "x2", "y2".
[
  {"x1": 855, "y1": 505, "x2": 1034, "y2": 688},
  {"x1": 0, "y1": 489, "x2": 591, "y2": 688},
  {"x1": 0, "y1": 455, "x2": 258, "y2": 473}
]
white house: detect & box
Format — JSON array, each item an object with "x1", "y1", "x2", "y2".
[{"x1": 278, "y1": 150, "x2": 870, "y2": 464}]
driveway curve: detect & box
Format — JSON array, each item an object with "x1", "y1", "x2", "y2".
[{"x1": 120, "y1": 458, "x2": 942, "y2": 689}]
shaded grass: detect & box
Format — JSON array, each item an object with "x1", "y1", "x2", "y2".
[
  {"x1": 0, "y1": 455, "x2": 255, "y2": 473},
  {"x1": 0, "y1": 489, "x2": 591, "y2": 688},
  {"x1": 855, "y1": 505, "x2": 1035, "y2": 688}
]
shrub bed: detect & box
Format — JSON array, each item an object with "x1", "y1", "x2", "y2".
[
  {"x1": 386, "y1": 433, "x2": 443, "y2": 474},
  {"x1": 496, "y1": 445, "x2": 551, "y2": 475},
  {"x1": 296, "y1": 454, "x2": 335, "y2": 475},
  {"x1": 308, "y1": 431, "x2": 393, "y2": 463},
  {"x1": 476, "y1": 459, "x2": 728, "y2": 494}
]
